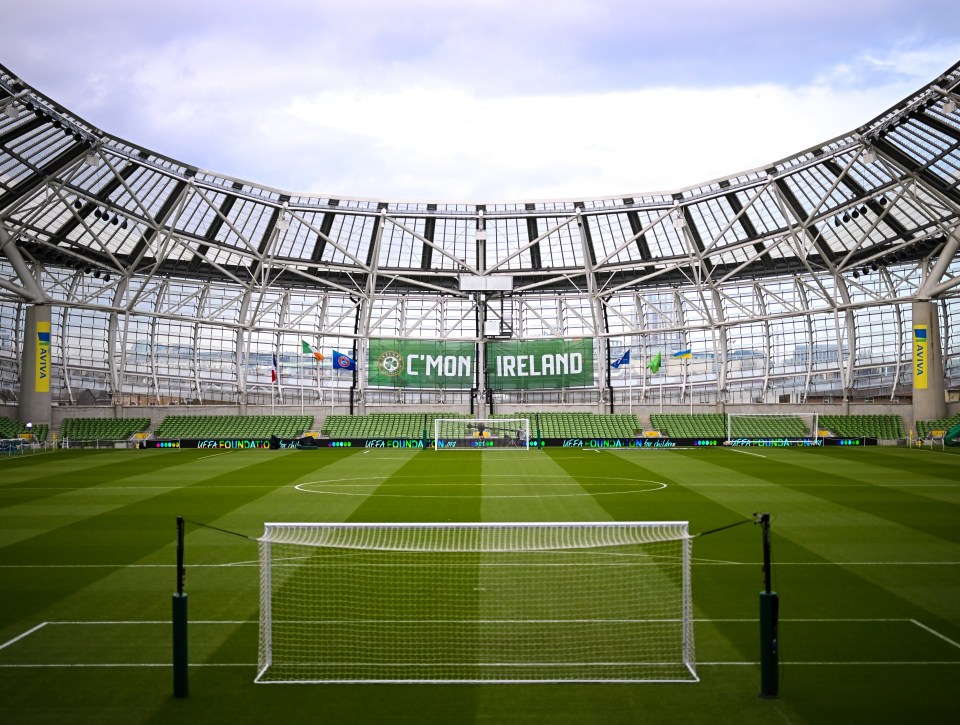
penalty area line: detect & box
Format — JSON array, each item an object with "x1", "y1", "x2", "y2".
[
  {"x1": 0, "y1": 622, "x2": 47, "y2": 651},
  {"x1": 728, "y1": 448, "x2": 766, "y2": 458}
]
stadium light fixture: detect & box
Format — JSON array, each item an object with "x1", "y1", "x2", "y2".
[
  {"x1": 862, "y1": 147, "x2": 877, "y2": 164},
  {"x1": 944, "y1": 98, "x2": 957, "y2": 114},
  {"x1": 3, "y1": 103, "x2": 18, "y2": 119},
  {"x1": 851, "y1": 209, "x2": 860, "y2": 219},
  {"x1": 842, "y1": 212, "x2": 851, "y2": 223}
]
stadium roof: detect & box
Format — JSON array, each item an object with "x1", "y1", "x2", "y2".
[{"x1": 1, "y1": 60, "x2": 959, "y2": 300}]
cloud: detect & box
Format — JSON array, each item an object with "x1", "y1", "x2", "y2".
[{"x1": 4, "y1": 2, "x2": 959, "y2": 199}]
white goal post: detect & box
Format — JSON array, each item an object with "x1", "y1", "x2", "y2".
[
  {"x1": 433, "y1": 418, "x2": 531, "y2": 449},
  {"x1": 257, "y1": 522, "x2": 696, "y2": 684},
  {"x1": 727, "y1": 412, "x2": 819, "y2": 440}
]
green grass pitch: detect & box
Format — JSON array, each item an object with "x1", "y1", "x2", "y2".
[{"x1": 1, "y1": 445, "x2": 959, "y2": 724}]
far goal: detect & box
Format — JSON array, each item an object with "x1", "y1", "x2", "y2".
[
  {"x1": 434, "y1": 417, "x2": 531, "y2": 449},
  {"x1": 257, "y1": 522, "x2": 696, "y2": 683},
  {"x1": 727, "y1": 412, "x2": 819, "y2": 441}
]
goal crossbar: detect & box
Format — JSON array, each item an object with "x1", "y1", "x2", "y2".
[{"x1": 257, "y1": 521, "x2": 696, "y2": 684}]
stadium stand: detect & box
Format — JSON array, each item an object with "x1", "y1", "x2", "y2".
[
  {"x1": 320, "y1": 413, "x2": 640, "y2": 439},
  {"x1": 153, "y1": 415, "x2": 312, "y2": 439},
  {"x1": 322, "y1": 413, "x2": 470, "y2": 439},
  {"x1": 818, "y1": 415, "x2": 906, "y2": 439},
  {"x1": 916, "y1": 413, "x2": 960, "y2": 439},
  {"x1": 0, "y1": 416, "x2": 48, "y2": 442},
  {"x1": 535, "y1": 413, "x2": 639, "y2": 439},
  {"x1": 650, "y1": 414, "x2": 726, "y2": 438},
  {"x1": 59, "y1": 417, "x2": 150, "y2": 442}
]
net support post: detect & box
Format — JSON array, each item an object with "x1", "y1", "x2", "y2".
[
  {"x1": 172, "y1": 592, "x2": 189, "y2": 697},
  {"x1": 172, "y1": 516, "x2": 188, "y2": 697},
  {"x1": 756, "y1": 512, "x2": 779, "y2": 698},
  {"x1": 759, "y1": 590, "x2": 779, "y2": 698}
]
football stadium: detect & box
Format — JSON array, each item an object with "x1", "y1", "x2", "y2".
[{"x1": 2, "y1": 54, "x2": 960, "y2": 724}]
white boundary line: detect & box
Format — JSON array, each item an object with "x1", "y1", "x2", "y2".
[
  {"x1": 0, "y1": 622, "x2": 47, "y2": 651},
  {"x1": 911, "y1": 619, "x2": 960, "y2": 649},
  {"x1": 1, "y1": 560, "x2": 958, "y2": 569},
  {"x1": 2, "y1": 618, "x2": 958, "y2": 669},
  {"x1": 728, "y1": 448, "x2": 767, "y2": 458}
]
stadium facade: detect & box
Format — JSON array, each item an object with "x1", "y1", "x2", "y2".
[{"x1": 1, "y1": 61, "x2": 958, "y2": 431}]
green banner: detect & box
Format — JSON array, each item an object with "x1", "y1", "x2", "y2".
[
  {"x1": 368, "y1": 338, "x2": 476, "y2": 388},
  {"x1": 487, "y1": 338, "x2": 594, "y2": 389}
]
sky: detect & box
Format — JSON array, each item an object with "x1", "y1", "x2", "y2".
[{"x1": 3, "y1": 1, "x2": 959, "y2": 202}]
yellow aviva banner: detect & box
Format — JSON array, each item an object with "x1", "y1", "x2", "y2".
[
  {"x1": 35, "y1": 321, "x2": 51, "y2": 393},
  {"x1": 913, "y1": 325, "x2": 928, "y2": 390}
]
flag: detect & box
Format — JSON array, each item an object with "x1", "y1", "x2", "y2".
[
  {"x1": 611, "y1": 350, "x2": 631, "y2": 369},
  {"x1": 674, "y1": 349, "x2": 692, "y2": 359},
  {"x1": 301, "y1": 340, "x2": 324, "y2": 362},
  {"x1": 647, "y1": 351, "x2": 662, "y2": 374},
  {"x1": 333, "y1": 351, "x2": 356, "y2": 371},
  {"x1": 271, "y1": 353, "x2": 278, "y2": 382}
]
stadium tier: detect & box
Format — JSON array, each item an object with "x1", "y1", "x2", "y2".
[
  {"x1": 650, "y1": 414, "x2": 726, "y2": 438},
  {"x1": 0, "y1": 416, "x2": 48, "y2": 442},
  {"x1": 153, "y1": 415, "x2": 313, "y2": 439},
  {"x1": 916, "y1": 413, "x2": 960, "y2": 438},
  {"x1": 321, "y1": 413, "x2": 640, "y2": 439},
  {"x1": 818, "y1": 415, "x2": 906, "y2": 439},
  {"x1": 58, "y1": 417, "x2": 150, "y2": 442}
]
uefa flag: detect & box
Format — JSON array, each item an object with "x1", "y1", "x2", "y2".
[
  {"x1": 647, "y1": 351, "x2": 662, "y2": 374},
  {"x1": 271, "y1": 354, "x2": 278, "y2": 382},
  {"x1": 611, "y1": 350, "x2": 631, "y2": 369},
  {"x1": 333, "y1": 351, "x2": 356, "y2": 371},
  {"x1": 301, "y1": 340, "x2": 324, "y2": 362},
  {"x1": 673, "y1": 349, "x2": 692, "y2": 359}
]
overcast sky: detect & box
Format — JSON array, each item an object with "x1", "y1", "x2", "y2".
[{"x1": 4, "y1": 1, "x2": 959, "y2": 202}]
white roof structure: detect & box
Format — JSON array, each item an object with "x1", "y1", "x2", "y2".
[{"x1": 1, "y1": 61, "x2": 958, "y2": 408}]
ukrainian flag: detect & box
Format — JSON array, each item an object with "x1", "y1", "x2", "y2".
[{"x1": 673, "y1": 349, "x2": 692, "y2": 359}]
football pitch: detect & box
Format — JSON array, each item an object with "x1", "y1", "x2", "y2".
[{"x1": 1, "y1": 445, "x2": 958, "y2": 724}]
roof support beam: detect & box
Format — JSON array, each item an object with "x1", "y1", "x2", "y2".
[{"x1": 872, "y1": 136, "x2": 960, "y2": 209}]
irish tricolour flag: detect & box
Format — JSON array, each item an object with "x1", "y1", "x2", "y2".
[{"x1": 301, "y1": 340, "x2": 324, "y2": 362}]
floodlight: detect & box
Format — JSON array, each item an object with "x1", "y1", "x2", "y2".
[{"x1": 944, "y1": 98, "x2": 957, "y2": 114}]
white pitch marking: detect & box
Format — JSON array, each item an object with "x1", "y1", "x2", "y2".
[
  {"x1": 0, "y1": 622, "x2": 47, "y2": 651},
  {"x1": 1, "y1": 560, "x2": 958, "y2": 570},
  {"x1": 728, "y1": 448, "x2": 766, "y2": 458},
  {"x1": 198, "y1": 451, "x2": 231, "y2": 461},
  {"x1": 911, "y1": 620, "x2": 960, "y2": 650}
]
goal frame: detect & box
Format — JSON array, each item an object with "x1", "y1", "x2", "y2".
[
  {"x1": 256, "y1": 521, "x2": 696, "y2": 684},
  {"x1": 433, "y1": 417, "x2": 531, "y2": 450},
  {"x1": 727, "y1": 412, "x2": 819, "y2": 441}
]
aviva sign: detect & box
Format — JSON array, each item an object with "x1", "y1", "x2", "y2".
[
  {"x1": 35, "y1": 321, "x2": 51, "y2": 393},
  {"x1": 913, "y1": 325, "x2": 928, "y2": 390}
]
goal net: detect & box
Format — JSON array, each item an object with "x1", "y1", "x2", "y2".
[
  {"x1": 727, "y1": 412, "x2": 819, "y2": 440},
  {"x1": 434, "y1": 417, "x2": 531, "y2": 449},
  {"x1": 257, "y1": 522, "x2": 696, "y2": 684}
]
